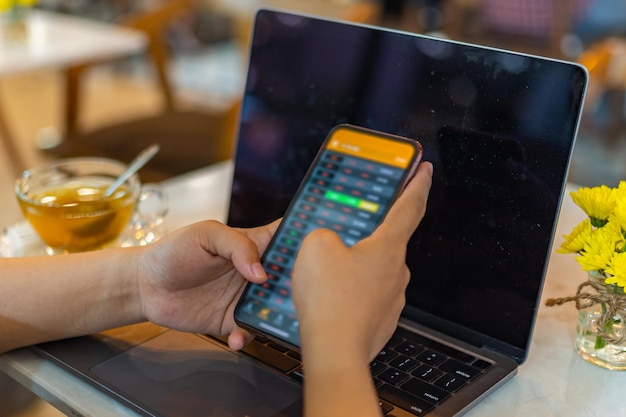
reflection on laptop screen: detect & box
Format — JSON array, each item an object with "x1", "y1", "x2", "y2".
[{"x1": 227, "y1": 10, "x2": 587, "y2": 362}]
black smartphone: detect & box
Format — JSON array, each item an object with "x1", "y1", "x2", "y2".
[{"x1": 234, "y1": 124, "x2": 423, "y2": 349}]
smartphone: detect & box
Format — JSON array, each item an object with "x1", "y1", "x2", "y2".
[{"x1": 234, "y1": 124, "x2": 423, "y2": 349}]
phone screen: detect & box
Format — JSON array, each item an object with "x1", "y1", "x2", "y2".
[{"x1": 234, "y1": 124, "x2": 422, "y2": 348}]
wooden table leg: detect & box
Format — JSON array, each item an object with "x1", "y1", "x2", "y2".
[{"x1": 0, "y1": 92, "x2": 26, "y2": 177}]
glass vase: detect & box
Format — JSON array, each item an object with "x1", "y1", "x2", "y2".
[
  {"x1": 0, "y1": 6, "x2": 29, "y2": 42},
  {"x1": 575, "y1": 272, "x2": 626, "y2": 370}
]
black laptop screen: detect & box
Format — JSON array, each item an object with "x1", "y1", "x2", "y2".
[{"x1": 227, "y1": 9, "x2": 587, "y2": 360}]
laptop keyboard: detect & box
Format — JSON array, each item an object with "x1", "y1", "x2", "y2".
[
  {"x1": 217, "y1": 327, "x2": 492, "y2": 416},
  {"x1": 370, "y1": 327, "x2": 492, "y2": 415}
]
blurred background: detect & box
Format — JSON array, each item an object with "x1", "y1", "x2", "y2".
[{"x1": 1, "y1": 0, "x2": 625, "y2": 415}]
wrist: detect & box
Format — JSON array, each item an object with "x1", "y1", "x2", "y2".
[
  {"x1": 90, "y1": 246, "x2": 144, "y2": 328},
  {"x1": 300, "y1": 334, "x2": 380, "y2": 417},
  {"x1": 119, "y1": 246, "x2": 145, "y2": 324},
  {"x1": 300, "y1": 326, "x2": 372, "y2": 375}
]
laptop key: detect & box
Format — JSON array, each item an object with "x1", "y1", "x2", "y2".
[
  {"x1": 438, "y1": 359, "x2": 481, "y2": 380},
  {"x1": 379, "y1": 399, "x2": 394, "y2": 415},
  {"x1": 286, "y1": 350, "x2": 302, "y2": 361},
  {"x1": 378, "y1": 385, "x2": 434, "y2": 416},
  {"x1": 416, "y1": 349, "x2": 446, "y2": 366},
  {"x1": 472, "y1": 359, "x2": 492, "y2": 370},
  {"x1": 267, "y1": 341, "x2": 290, "y2": 353},
  {"x1": 421, "y1": 342, "x2": 475, "y2": 364},
  {"x1": 435, "y1": 374, "x2": 467, "y2": 392},
  {"x1": 412, "y1": 364, "x2": 442, "y2": 382},
  {"x1": 289, "y1": 366, "x2": 305, "y2": 382},
  {"x1": 401, "y1": 378, "x2": 451, "y2": 404},
  {"x1": 389, "y1": 356, "x2": 419, "y2": 372},
  {"x1": 240, "y1": 340, "x2": 299, "y2": 373},
  {"x1": 396, "y1": 328, "x2": 476, "y2": 364},
  {"x1": 379, "y1": 368, "x2": 410, "y2": 386},
  {"x1": 376, "y1": 348, "x2": 399, "y2": 363},
  {"x1": 395, "y1": 341, "x2": 423, "y2": 356},
  {"x1": 370, "y1": 360, "x2": 388, "y2": 376}
]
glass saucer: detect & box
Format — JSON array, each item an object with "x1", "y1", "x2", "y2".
[{"x1": 0, "y1": 219, "x2": 166, "y2": 257}]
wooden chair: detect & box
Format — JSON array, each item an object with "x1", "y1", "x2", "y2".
[
  {"x1": 53, "y1": 0, "x2": 241, "y2": 182},
  {"x1": 0, "y1": 93, "x2": 27, "y2": 175},
  {"x1": 578, "y1": 38, "x2": 626, "y2": 141}
]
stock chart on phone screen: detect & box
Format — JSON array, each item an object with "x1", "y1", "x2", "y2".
[{"x1": 237, "y1": 128, "x2": 416, "y2": 344}]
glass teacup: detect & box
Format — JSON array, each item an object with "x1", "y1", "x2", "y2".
[{"x1": 15, "y1": 157, "x2": 167, "y2": 254}]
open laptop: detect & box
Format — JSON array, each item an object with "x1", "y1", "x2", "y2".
[{"x1": 33, "y1": 7, "x2": 588, "y2": 417}]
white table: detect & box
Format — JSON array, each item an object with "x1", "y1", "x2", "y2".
[
  {"x1": 0, "y1": 9, "x2": 147, "y2": 175},
  {"x1": 1, "y1": 161, "x2": 626, "y2": 416}
]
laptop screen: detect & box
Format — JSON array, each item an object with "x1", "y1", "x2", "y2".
[{"x1": 227, "y1": 9, "x2": 587, "y2": 362}]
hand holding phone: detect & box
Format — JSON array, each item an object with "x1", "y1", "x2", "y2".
[{"x1": 234, "y1": 124, "x2": 423, "y2": 348}]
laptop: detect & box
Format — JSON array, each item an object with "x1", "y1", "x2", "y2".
[{"x1": 33, "y1": 8, "x2": 588, "y2": 417}]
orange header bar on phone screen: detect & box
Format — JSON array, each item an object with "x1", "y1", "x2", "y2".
[{"x1": 326, "y1": 128, "x2": 416, "y2": 168}]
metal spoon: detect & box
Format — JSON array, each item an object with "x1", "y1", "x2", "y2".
[{"x1": 105, "y1": 144, "x2": 160, "y2": 197}]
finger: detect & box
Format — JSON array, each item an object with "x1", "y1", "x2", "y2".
[
  {"x1": 238, "y1": 218, "x2": 282, "y2": 255},
  {"x1": 375, "y1": 161, "x2": 433, "y2": 243},
  {"x1": 227, "y1": 325, "x2": 254, "y2": 351},
  {"x1": 233, "y1": 219, "x2": 283, "y2": 283},
  {"x1": 198, "y1": 221, "x2": 267, "y2": 283}
]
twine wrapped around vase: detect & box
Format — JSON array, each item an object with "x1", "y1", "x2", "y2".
[{"x1": 546, "y1": 277, "x2": 626, "y2": 344}]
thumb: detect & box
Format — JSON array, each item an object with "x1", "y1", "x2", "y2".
[
  {"x1": 375, "y1": 161, "x2": 433, "y2": 243},
  {"x1": 197, "y1": 221, "x2": 268, "y2": 284}
]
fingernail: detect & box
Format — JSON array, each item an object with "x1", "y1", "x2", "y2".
[
  {"x1": 251, "y1": 262, "x2": 267, "y2": 279},
  {"x1": 424, "y1": 161, "x2": 433, "y2": 176}
]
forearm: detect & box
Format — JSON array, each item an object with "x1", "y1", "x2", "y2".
[
  {"x1": 0, "y1": 247, "x2": 143, "y2": 354},
  {"x1": 301, "y1": 340, "x2": 382, "y2": 417}
]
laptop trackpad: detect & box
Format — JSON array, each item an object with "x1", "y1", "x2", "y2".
[{"x1": 91, "y1": 330, "x2": 302, "y2": 417}]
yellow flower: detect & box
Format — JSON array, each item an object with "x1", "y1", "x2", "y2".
[
  {"x1": 611, "y1": 185, "x2": 626, "y2": 234},
  {"x1": 560, "y1": 182, "x2": 626, "y2": 292},
  {"x1": 605, "y1": 252, "x2": 626, "y2": 292},
  {"x1": 557, "y1": 219, "x2": 593, "y2": 254},
  {"x1": 612, "y1": 200, "x2": 626, "y2": 224},
  {"x1": 576, "y1": 223, "x2": 622, "y2": 271},
  {"x1": 570, "y1": 185, "x2": 616, "y2": 226},
  {"x1": 0, "y1": 0, "x2": 36, "y2": 12}
]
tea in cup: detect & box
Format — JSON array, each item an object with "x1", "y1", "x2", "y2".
[{"x1": 15, "y1": 157, "x2": 164, "y2": 254}]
